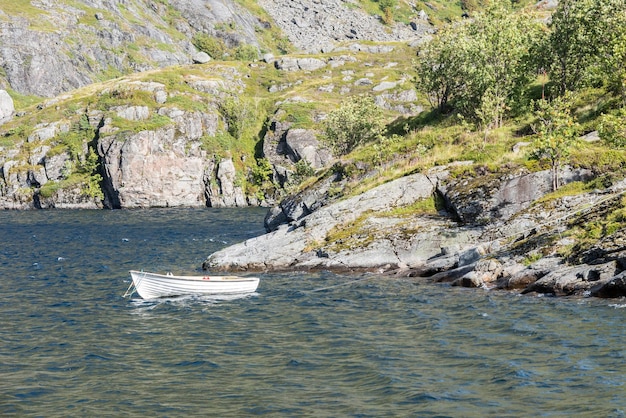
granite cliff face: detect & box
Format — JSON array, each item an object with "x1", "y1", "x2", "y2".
[
  {"x1": 0, "y1": 69, "x2": 266, "y2": 209},
  {"x1": 0, "y1": 0, "x2": 262, "y2": 97},
  {"x1": 0, "y1": 0, "x2": 430, "y2": 98}
]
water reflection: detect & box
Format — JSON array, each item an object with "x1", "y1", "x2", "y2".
[{"x1": 128, "y1": 292, "x2": 260, "y2": 313}]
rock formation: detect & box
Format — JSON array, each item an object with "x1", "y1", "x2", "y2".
[{"x1": 205, "y1": 163, "x2": 626, "y2": 299}]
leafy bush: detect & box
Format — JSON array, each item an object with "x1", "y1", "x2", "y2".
[
  {"x1": 323, "y1": 95, "x2": 385, "y2": 155},
  {"x1": 218, "y1": 96, "x2": 252, "y2": 140},
  {"x1": 250, "y1": 158, "x2": 274, "y2": 186},
  {"x1": 598, "y1": 109, "x2": 626, "y2": 148},
  {"x1": 234, "y1": 44, "x2": 258, "y2": 61},
  {"x1": 192, "y1": 33, "x2": 227, "y2": 60}
]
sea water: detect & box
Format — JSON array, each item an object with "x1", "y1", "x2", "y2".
[{"x1": 1, "y1": 208, "x2": 625, "y2": 417}]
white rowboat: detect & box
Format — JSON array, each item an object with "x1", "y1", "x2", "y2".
[{"x1": 127, "y1": 270, "x2": 260, "y2": 299}]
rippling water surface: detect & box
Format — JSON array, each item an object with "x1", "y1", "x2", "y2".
[{"x1": 1, "y1": 208, "x2": 625, "y2": 417}]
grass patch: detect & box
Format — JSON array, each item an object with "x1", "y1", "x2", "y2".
[
  {"x1": 387, "y1": 195, "x2": 441, "y2": 217},
  {"x1": 110, "y1": 114, "x2": 172, "y2": 134},
  {"x1": 0, "y1": 0, "x2": 55, "y2": 30},
  {"x1": 324, "y1": 212, "x2": 375, "y2": 252},
  {"x1": 533, "y1": 181, "x2": 589, "y2": 205}
]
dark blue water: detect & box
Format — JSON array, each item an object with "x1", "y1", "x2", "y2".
[{"x1": 1, "y1": 208, "x2": 625, "y2": 417}]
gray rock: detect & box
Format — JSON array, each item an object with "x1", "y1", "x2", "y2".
[
  {"x1": 590, "y1": 272, "x2": 626, "y2": 298},
  {"x1": 536, "y1": 0, "x2": 559, "y2": 10},
  {"x1": 512, "y1": 141, "x2": 531, "y2": 153},
  {"x1": 451, "y1": 272, "x2": 484, "y2": 288},
  {"x1": 205, "y1": 172, "x2": 440, "y2": 270},
  {"x1": 441, "y1": 167, "x2": 594, "y2": 225},
  {"x1": 408, "y1": 253, "x2": 459, "y2": 277},
  {"x1": 522, "y1": 261, "x2": 619, "y2": 296},
  {"x1": 497, "y1": 257, "x2": 561, "y2": 290},
  {"x1": 458, "y1": 245, "x2": 487, "y2": 267},
  {"x1": 284, "y1": 128, "x2": 331, "y2": 169},
  {"x1": 27, "y1": 122, "x2": 69, "y2": 143},
  {"x1": 296, "y1": 58, "x2": 326, "y2": 71},
  {"x1": 97, "y1": 114, "x2": 211, "y2": 208},
  {"x1": 209, "y1": 158, "x2": 247, "y2": 207},
  {"x1": 155, "y1": 90, "x2": 168, "y2": 104},
  {"x1": 35, "y1": 184, "x2": 102, "y2": 209},
  {"x1": 0, "y1": 90, "x2": 15, "y2": 125},
  {"x1": 430, "y1": 264, "x2": 476, "y2": 283},
  {"x1": 115, "y1": 106, "x2": 151, "y2": 121},
  {"x1": 274, "y1": 57, "x2": 326, "y2": 71},
  {"x1": 44, "y1": 153, "x2": 71, "y2": 181},
  {"x1": 193, "y1": 51, "x2": 211, "y2": 64},
  {"x1": 581, "y1": 130, "x2": 600, "y2": 142},
  {"x1": 354, "y1": 78, "x2": 373, "y2": 86},
  {"x1": 372, "y1": 81, "x2": 397, "y2": 92},
  {"x1": 257, "y1": 0, "x2": 433, "y2": 53}
]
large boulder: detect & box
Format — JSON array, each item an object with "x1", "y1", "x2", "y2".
[
  {"x1": 205, "y1": 172, "x2": 441, "y2": 271},
  {"x1": 284, "y1": 129, "x2": 332, "y2": 169},
  {"x1": 590, "y1": 272, "x2": 626, "y2": 298},
  {"x1": 0, "y1": 90, "x2": 14, "y2": 125}
]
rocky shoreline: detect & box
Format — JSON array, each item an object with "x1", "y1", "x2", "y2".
[{"x1": 203, "y1": 164, "x2": 626, "y2": 299}]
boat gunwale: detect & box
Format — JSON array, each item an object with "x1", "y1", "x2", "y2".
[{"x1": 129, "y1": 270, "x2": 259, "y2": 283}]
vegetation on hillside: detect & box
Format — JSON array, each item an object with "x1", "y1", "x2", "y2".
[
  {"x1": 313, "y1": 0, "x2": 626, "y2": 255},
  {"x1": 3, "y1": 0, "x2": 626, "y2": 222}
]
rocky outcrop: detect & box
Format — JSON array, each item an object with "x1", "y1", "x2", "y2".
[
  {"x1": 205, "y1": 160, "x2": 626, "y2": 299},
  {"x1": 439, "y1": 166, "x2": 594, "y2": 226},
  {"x1": 98, "y1": 123, "x2": 208, "y2": 208},
  {"x1": 261, "y1": 112, "x2": 332, "y2": 189},
  {"x1": 590, "y1": 272, "x2": 626, "y2": 298},
  {"x1": 0, "y1": 0, "x2": 435, "y2": 98},
  {"x1": 521, "y1": 261, "x2": 619, "y2": 296},
  {"x1": 203, "y1": 171, "x2": 454, "y2": 271},
  {"x1": 257, "y1": 0, "x2": 433, "y2": 53},
  {"x1": 206, "y1": 158, "x2": 248, "y2": 208},
  {"x1": 0, "y1": 73, "x2": 258, "y2": 209}
]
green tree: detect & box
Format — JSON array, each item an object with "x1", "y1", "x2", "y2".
[
  {"x1": 545, "y1": 0, "x2": 626, "y2": 96},
  {"x1": 415, "y1": 24, "x2": 466, "y2": 113},
  {"x1": 595, "y1": 1, "x2": 626, "y2": 102},
  {"x1": 323, "y1": 95, "x2": 386, "y2": 156},
  {"x1": 415, "y1": 1, "x2": 541, "y2": 127},
  {"x1": 530, "y1": 93, "x2": 580, "y2": 191},
  {"x1": 457, "y1": 3, "x2": 541, "y2": 127}
]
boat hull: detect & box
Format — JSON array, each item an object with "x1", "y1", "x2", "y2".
[{"x1": 129, "y1": 270, "x2": 259, "y2": 299}]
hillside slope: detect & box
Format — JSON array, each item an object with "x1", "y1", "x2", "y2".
[{"x1": 0, "y1": 0, "x2": 431, "y2": 98}]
